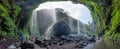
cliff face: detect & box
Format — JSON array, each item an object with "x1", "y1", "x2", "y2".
[
  {"x1": 77, "y1": 0, "x2": 120, "y2": 40},
  {"x1": 0, "y1": 0, "x2": 47, "y2": 37},
  {"x1": 0, "y1": 0, "x2": 21, "y2": 38},
  {"x1": 0, "y1": 0, "x2": 120, "y2": 40}
]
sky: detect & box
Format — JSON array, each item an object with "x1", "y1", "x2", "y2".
[{"x1": 35, "y1": 1, "x2": 93, "y2": 25}]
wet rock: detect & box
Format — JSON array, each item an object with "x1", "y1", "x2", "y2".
[
  {"x1": 20, "y1": 42, "x2": 34, "y2": 49},
  {"x1": 0, "y1": 35, "x2": 3, "y2": 40},
  {"x1": 7, "y1": 44, "x2": 17, "y2": 49},
  {"x1": 34, "y1": 34, "x2": 90, "y2": 49},
  {"x1": 58, "y1": 41, "x2": 65, "y2": 46},
  {"x1": 40, "y1": 43, "x2": 48, "y2": 48},
  {"x1": 74, "y1": 44, "x2": 84, "y2": 48},
  {"x1": 82, "y1": 43, "x2": 88, "y2": 47},
  {"x1": 115, "y1": 40, "x2": 120, "y2": 46},
  {"x1": 48, "y1": 42, "x2": 52, "y2": 46},
  {"x1": 35, "y1": 38, "x2": 50, "y2": 48},
  {"x1": 88, "y1": 35, "x2": 96, "y2": 42},
  {"x1": 52, "y1": 41, "x2": 57, "y2": 45},
  {"x1": 79, "y1": 41, "x2": 88, "y2": 47},
  {"x1": 29, "y1": 35, "x2": 36, "y2": 43},
  {"x1": 66, "y1": 38, "x2": 72, "y2": 43},
  {"x1": 14, "y1": 41, "x2": 21, "y2": 48},
  {"x1": 52, "y1": 21, "x2": 72, "y2": 37},
  {"x1": 35, "y1": 37, "x2": 42, "y2": 46}
]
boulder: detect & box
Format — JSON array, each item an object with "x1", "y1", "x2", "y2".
[
  {"x1": 20, "y1": 42, "x2": 34, "y2": 49},
  {"x1": 88, "y1": 35, "x2": 96, "y2": 42},
  {"x1": 0, "y1": 35, "x2": 3, "y2": 40},
  {"x1": 74, "y1": 44, "x2": 84, "y2": 48},
  {"x1": 35, "y1": 38, "x2": 43, "y2": 46},
  {"x1": 7, "y1": 44, "x2": 17, "y2": 49}
]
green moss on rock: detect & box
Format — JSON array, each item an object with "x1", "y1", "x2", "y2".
[
  {"x1": 78, "y1": 0, "x2": 120, "y2": 40},
  {"x1": 0, "y1": 0, "x2": 21, "y2": 38}
]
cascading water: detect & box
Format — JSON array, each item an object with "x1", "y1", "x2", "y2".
[
  {"x1": 44, "y1": 9, "x2": 57, "y2": 39},
  {"x1": 77, "y1": 20, "x2": 80, "y2": 35},
  {"x1": 30, "y1": 1, "x2": 93, "y2": 38},
  {"x1": 31, "y1": 9, "x2": 57, "y2": 38},
  {"x1": 31, "y1": 10, "x2": 40, "y2": 36}
]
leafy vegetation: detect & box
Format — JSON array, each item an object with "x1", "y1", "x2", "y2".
[
  {"x1": 78, "y1": 0, "x2": 120, "y2": 40},
  {"x1": 105, "y1": 0, "x2": 120, "y2": 40},
  {"x1": 0, "y1": 0, "x2": 21, "y2": 38}
]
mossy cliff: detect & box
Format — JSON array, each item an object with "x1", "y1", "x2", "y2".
[
  {"x1": 0, "y1": 0, "x2": 120, "y2": 41},
  {"x1": 77, "y1": 0, "x2": 120, "y2": 40},
  {"x1": 0, "y1": 0, "x2": 21, "y2": 38}
]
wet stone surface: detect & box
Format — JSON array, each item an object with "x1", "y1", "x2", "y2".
[{"x1": 34, "y1": 35, "x2": 91, "y2": 49}]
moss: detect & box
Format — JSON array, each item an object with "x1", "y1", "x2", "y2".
[
  {"x1": 77, "y1": 0, "x2": 106, "y2": 35},
  {"x1": 1, "y1": 0, "x2": 11, "y2": 14},
  {"x1": 0, "y1": 0, "x2": 22, "y2": 38},
  {"x1": 11, "y1": 4, "x2": 21, "y2": 21},
  {"x1": 105, "y1": 0, "x2": 120, "y2": 40},
  {"x1": 0, "y1": 4, "x2": 8, "y2": 36},
  {"x1": 0, "y1": 4, "x2": 8, "y2": 17},
  {"x1": 78, "y1": 0, "x2": 120, "y2": 40}
]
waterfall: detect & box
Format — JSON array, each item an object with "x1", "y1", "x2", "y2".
[
  {"x1": 31, "y1": 10, "x2": 40, "y2": 36},
  {"x1": 68, "y1": 16, "x2": 73, "y2": 31},
  {"x1": 44, "y1": 9, "x2": 57, "y2": 39},
  {"x1": 77, "y1": 20, "x2": 80, "y2": 35},
  {"x1": 30, "y1": 1, "x2": 93, "y2": 38},
  {"x1": 91, "y1": 22, "x2": 95, "y2": 35},
  {"x1": 31, "y1": 9, "x2": 57, "y2": 38}
]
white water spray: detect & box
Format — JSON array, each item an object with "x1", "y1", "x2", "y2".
[
  {"x1": 31, "y1": 10, "x2": 40, "y2": 36},
  {"x1": 31, "y1": 1, "x2": 93, "y2": 38},
  {"x1": 77, "y1": 20, "x2": 80, "y2": 34},
  {"x1": 44, "y1": 9, "x2": 57, "y2": 39}
]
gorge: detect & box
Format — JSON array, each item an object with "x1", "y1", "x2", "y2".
[{"x1": 0, "y1": 0, "x2": 120, "y2": 49}]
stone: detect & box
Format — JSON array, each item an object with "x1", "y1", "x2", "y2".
[
  {"x1": 88, "y1": 35, "x2": 96, "y2": 42},
  {"x1": 35, "y1": 38, "x2": 42, "y2": 46},
  {"x1": 20, "y1": 42, "x2": 34, "y2": 49},
  {"x1": 7, "y1": 44, "x2": 17, "y2": 49},
  {"x1": 74, "y1": 44, "x2": 83, "y2": 48},
  {"x1": 58, "y1": 42, "x2": 64, "y2": 46}
]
